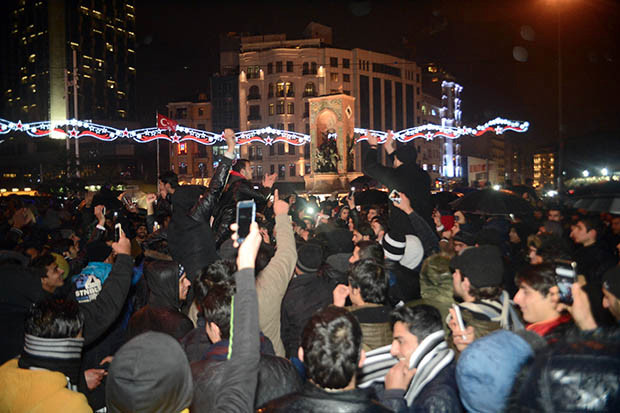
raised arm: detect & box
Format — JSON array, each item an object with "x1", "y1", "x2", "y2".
[
  {"x1": 80, "y1": 230, "x2": 133, "y2": 345},
  {"x1": 392, "y1": 192, "x2": 440, "y2": 256},
  {"x1": 211, "y1": 222, "x2": 261, "y2": 412},
  {"x1": 362, "y1": 132, "x2": 401, "y2": 190}
]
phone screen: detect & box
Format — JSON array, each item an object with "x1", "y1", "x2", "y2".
[
  {"x1": 236, "y1": 200, "x2": 256, "y2": 242},
  {"x1": 555, "y1": 260, "x2": 577, "y2": 305},
  {"x1": 114, "y1": 223, "x2": 122, "y2": 242}
]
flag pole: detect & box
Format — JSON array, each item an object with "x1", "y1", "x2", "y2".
[{"x1": 156, "y1": 113, "x2": 160, "y2": 187}]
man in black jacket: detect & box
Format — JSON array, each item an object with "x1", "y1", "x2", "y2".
[
  {"x1": 363, "y1": 132, "x2": 433, "y2": 231},
  {"x1": 261, "y1": 305, "x2": 392, "y2": 412},
  {"x1": 211, "y1": 158, "x2": 277, "y2": 248},
  {"x1": 157, "y1": 128, "x2": 237, "y2": 280}
]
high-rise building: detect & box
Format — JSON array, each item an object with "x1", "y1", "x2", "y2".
[
  {"x1": 2, "y1": 0, "x2": 137, "y2": 123},
  {"x1": 533, "y1": 150, "x2": 556, "y2": 189},
  {"x1": 233, "y1": 25, "x2": 423, "y2": 184}
]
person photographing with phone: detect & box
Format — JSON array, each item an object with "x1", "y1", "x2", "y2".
[{"x1": 512, "y1": 263, "x2": 574, "y2": 342}]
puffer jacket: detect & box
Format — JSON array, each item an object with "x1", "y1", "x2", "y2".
[
  {"x1": 260, "y1": 381, "x2": 393, "y2": 412},
  {"x1": 347, "y1": 304, "x2": 393, "y2": 352},
  {"x1": 507, "y1": 328, "x2": 620, "y2": 412},
  {"x1": 167, "y1": 155, "x2": 233, "y2": 278},
  {"x1": 127, "y1": 260, "x2": 193, "y2": 341}
]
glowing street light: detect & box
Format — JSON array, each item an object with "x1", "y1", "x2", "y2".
[
  {"x1": 582, "y1": 170, "x2": 589, "y2": 177},
  {"x1": 601, "y1": 168, "x2": 609, "y2": 176}
]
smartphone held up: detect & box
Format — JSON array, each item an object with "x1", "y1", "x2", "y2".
[{"x1": 236, "y1": 200, "x2": 256, "y2": 244}]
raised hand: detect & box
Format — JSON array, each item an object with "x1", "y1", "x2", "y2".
[
  {"x1": 224, "y1": 128, "x2": 236, "y2": 155},
  {"x1": 272, "y1": 189, "x2": 289, "y2": 216},
  {"x1": 385, "y1": 130, "x2": 396, "y2": 154},
  {"x1": 231, "y1": 222, "x2": 262, "y2": 270},
  {"x1": 392, "y1": 191, "x2": 413, "y2": 214},
  {"x1": 262, "y1": 172, "x2": 277, "y2": 189}
]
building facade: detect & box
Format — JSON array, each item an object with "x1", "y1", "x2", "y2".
[
  {"x1": 532, "y1": 150, "x2": 556, "y2": 189},
  {"x1": 2, "y1": 0, "x2": 137, "y2": 123},
  {"x1": 235, "y1": 27, "x2": 424, "y2": 184},
  {"x1": 166, "y1": 96, "x2": 214, "y2": 185}
]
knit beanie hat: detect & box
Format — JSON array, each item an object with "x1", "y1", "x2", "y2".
[
  {"x1": 382, "y1": 232, "x2": 406, "y2": 262},
  {"x1": 297, "y1": 243, "x2": 323, "y2": 273},
  {"x1": 453, "y1": 230, "x2": 475, "y2": 246},
  {"x1": 106, "y1": 332, "x2": 193, "y2": 413},
  {"x1": 603, "y1": 265, "x2": 620, "y2": 298},
  {"x1": 394, "y1": 145, "x2": 417, "y2": 165},
  {"x1": 86, "y1": 240, "x2": 112, "y2": 263},
  {"x1": 450, "y1": 245, "x2": 503, "y2": 288},
  {"x1": 456, "y1": 330, "x2": 534, "y2": 413},
  {"x1": 400, "y1": 235, "x2": 424, "y2": 270}
]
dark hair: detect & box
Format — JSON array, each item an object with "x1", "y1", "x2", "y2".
[
  {"x1": 390, "y1": 304, "x2": 442, "y2": 342},
  {"x1": 25, "y1": 298, "x2": 84, "y2": 338},
  {"x1": 232, "y1": 158, "x2": 250, "y2": 173},
  {"x1": 527, "y1": 233, "x2": 570, "y2": 262},
  {"x1": 348, "y1": 259, "x2": 387, "y2": 304},
  {"x1": 197, "y1": 260, "x2": 237, "y2": 292},
  {"x1": 159, "y1": 171, "x2": 179, "y2": 188},
  {"x1": 301, "y1": 305, "x2": 362, "y2": 389},
  {"x1": 355, "y1": 223, "x2": 376, "y2": 240},
  {"x1": 201, "y1": 284, "x2": 234, "y2": 340},
  {"x1": 356, "y1": 241, "x2": 384, "y2": 264},
  {"x1": 255, "y1": 243, "x2": 275, "y2": 274},
  {"x1": 515, "y1": 263, "x2": 556, "y2": 297},
  {"x1": 578, "y1": 215, "x2": 603, "y2": 239},
  {"x1": 468, "y1": 284, "x2": 503, "y2": 301},
  {"x1": 49, "y1": 239, "x2": 74, "y2": 255},
  {"x1": 29, "y1": 253, "x2": 55, "y2": 278}
]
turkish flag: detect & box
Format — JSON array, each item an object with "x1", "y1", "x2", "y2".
[{"x1": 157, "y1": 113, "x2": 178, "y2": 132}]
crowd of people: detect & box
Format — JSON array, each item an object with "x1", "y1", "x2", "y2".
[{"x1": 1, "y1": 130, "x2": 619, "y2": 412}]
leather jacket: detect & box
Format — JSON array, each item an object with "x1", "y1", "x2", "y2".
[{"x1": 259, "y1": 381, "x2": 393, "y2": 412}]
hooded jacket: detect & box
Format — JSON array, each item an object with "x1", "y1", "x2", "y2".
[
  {"x1": 127, "y1": 260, "x2": 193, "y2": 340},
  {"x1": 106, "y1": 331, "x2": 193, "y2": 413},
  {"x1": 166, "y1": 155, "x2": 233, "y2": 278}
]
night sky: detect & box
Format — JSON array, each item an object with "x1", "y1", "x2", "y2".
[{"x1": 135, "y1": 0, "x2": 620, "y2": 171}]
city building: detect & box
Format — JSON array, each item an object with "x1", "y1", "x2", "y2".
[
  {"x1": 166, "y1": 94, "x2": 214, "y2": 185},
  {"x1": 0, "y1": 0, "x2": 143, "y2": 186},
  {"x1": 2, "y1": 0, "x2": 137, "y2": 122},
  {"x1": 532, "y1": 150, "x2": 556, "y2": 189},
  {"x1": 234, "y1": 23, "x2": 424, "y2": 185}
]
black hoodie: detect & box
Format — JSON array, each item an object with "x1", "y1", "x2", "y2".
[{"x1": 127, "y1": 260, "x2": 193, "y2": 341}]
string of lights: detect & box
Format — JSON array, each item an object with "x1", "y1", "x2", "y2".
[{"x1": 0, "y1": 117, "x2": 529, "y2": 146}]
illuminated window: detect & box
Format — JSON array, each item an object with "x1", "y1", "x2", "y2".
[
  {"x1": 28, "y1": 54, "x2": 36, "y2": 63},
  {"x1": 287, "y1": 102, "x2": 294, "y2": 114},
  {"x1": 330, "y1": 73, "x2": 338, "y2": 82},
  {"x1": 268, "y1": 104, "x2": 274, "y2": 116},
  {"x1": 303, "y1": 82, "x2": 316, "y2": 97}
]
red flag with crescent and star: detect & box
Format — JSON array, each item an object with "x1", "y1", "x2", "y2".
[{"x1": 156, "y1": 113, "x2": 178, "y2": 132}]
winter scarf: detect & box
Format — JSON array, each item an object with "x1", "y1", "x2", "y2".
[
  {"x1": 18, "y1": 334, "x2": 84, "y2": 389},
  {"x1": 404, "y1": 330, "x2": 454, "y2": 406},
  {"x1": 459, "y1": 290, "x2": 524, "y2": 331}
]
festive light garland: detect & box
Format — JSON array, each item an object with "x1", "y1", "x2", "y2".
[{"x1": 0, "y1": 117, "x2": 529, "y2": 145}]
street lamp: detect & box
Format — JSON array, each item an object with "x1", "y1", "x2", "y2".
[
  {"x1": 582, "y1": 170, "x2": 589, "y2": 177},
  {"x1": 601, "y1": 168, "x2": 609, "y2": 176}
]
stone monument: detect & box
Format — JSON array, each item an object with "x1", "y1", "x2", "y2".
[{"x1": 304, "y1": 93, "x2": 362, "y2": 193}]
